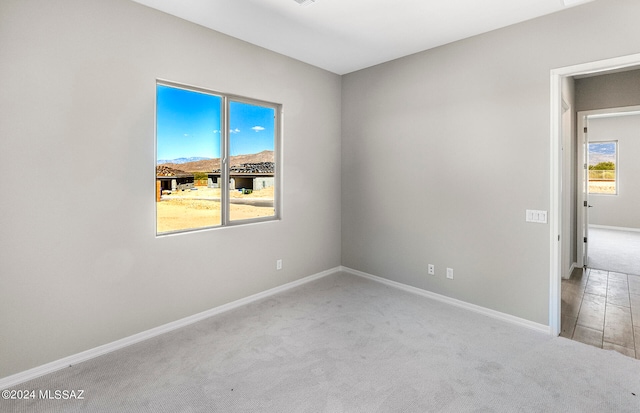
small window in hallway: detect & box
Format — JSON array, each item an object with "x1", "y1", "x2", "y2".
[{"x1": 588, "y1": 141, "x2": 617, "y2": 195}]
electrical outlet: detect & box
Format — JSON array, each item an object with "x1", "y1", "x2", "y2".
[
  {"x1": 446, "y1": 268, "x2": 454, "y2": 280},
  {"x1": 428, "y1": 264, "x2": 435, "y2": 275},
  {"x1": 276, "y1": 259, "x2": 282, "y2": 270}
]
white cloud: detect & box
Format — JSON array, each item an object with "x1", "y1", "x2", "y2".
[
  {"x1": 251, "y1": 126, "x2": 265, "y2": 132},
  {"x1": 230, "y1": 128, "x2": 241, "y2": 134}
]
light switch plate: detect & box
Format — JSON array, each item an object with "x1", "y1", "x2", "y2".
[
  {"x1": 446, "y1": 268, "x2": 454, "y2": 280},
  {"x1": 526, "y1": 209, "x2": 547, "y2": 224}
]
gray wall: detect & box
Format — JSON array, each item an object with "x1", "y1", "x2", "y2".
[
  {"x1": 341, "y1": 0, "x2": 640, "y2": 324},
  {"x1": 0, "y1": 0, "x2": 342, "y2": 379},
  {"x1": 576, "y1": 69, "x2": 640, "y2": 112},
  {"x1": 587, "y1": 114, "x2": 640, "y2": 229}
]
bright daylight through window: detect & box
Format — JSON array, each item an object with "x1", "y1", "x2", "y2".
[
  {"x1": 588, "y1": 141, "x2": 617, "y2": 195},
  {"x1": 156, "y1": 81, "x2": 280, "y2": 235}
]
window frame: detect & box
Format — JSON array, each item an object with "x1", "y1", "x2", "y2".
[
  {"x1": 155, "y1": 79, "x2": 282, "y2": 236},
  {"x1": 587, "y1": 140, "x2": 618, "y2": 196}
]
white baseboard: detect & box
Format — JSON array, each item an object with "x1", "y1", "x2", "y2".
[
  {"x1": 589, "y1": 224, "x2": 640, "y2": 233},
  {"x1": 340, "y1": 266, "x2": 551, "y2": 335},
  {"x1": 562, "y1": 262, "x2": 580, "y2": 280},
  {"x1": 0, "y1": 266, "x2": 341, "y2": 390}
]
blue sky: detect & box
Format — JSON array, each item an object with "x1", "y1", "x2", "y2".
[
  {"x1": 157, "y1": 84, "x2": 275, "y2": 160},
  {"x1": 588, "y1": 142, "x2": 616, "y2": 165},
  {"x1": 229, "y1": 101, "x2": 275, "y2": 156}
]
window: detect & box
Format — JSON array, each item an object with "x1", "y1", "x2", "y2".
[
  {"x1": 156, "y1": 81, "x2": 280, "y2": 235},
  {"x1": 588, "y1": 141, "x2": 617, "y2": 195}
]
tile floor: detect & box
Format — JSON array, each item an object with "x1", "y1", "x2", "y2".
[{"x1": 561, "y1": 267, "x2": 640, "y2": 359}]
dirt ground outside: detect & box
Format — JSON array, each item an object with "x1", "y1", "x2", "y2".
[
  {"x1": 589, "y1": 181, "x2": 616, "y2": 194},
  {"x1": 156, "y1": 186, "x2": 275, "y2": 234}
]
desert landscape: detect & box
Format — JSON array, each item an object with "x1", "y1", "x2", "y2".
[
  {"x1": 158, "y1": 150, "x2": 274, "y2": 172},
  {"x1": 588, "y1": 181, "x2": 615, "y2": 194},
  {"x1": 156, "y1": 151, "x2": 276, "y2": 233},
  {"x1": 156, "y1": 185, "x2": 275, "y2": 233}
]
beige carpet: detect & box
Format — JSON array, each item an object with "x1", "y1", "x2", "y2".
[{"x1": 4, "y1": 272, "x2": 640, "y2": 412}]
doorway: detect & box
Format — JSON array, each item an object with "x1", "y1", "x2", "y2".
[
  {"x1": 560, "y1": 108, "x2": 640, "y2": 358},
  {"x1": 550, "y1": 52, "x2": 640, "y2": 337},
  {"x1": 577, "y1": 108, "x2": 640, "y2": 276}
]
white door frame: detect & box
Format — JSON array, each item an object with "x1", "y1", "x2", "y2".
[{"x1": 549, "y1": 53, "x2": 640, "y2": 336}]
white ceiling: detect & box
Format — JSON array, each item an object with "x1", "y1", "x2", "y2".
[{"x1": 132, "y1": 0, "x2": 595, "y2": 75}]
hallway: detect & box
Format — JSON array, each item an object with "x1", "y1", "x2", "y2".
[{"x1": 561, "y1": 268, "x2": 640, "y2": 359}]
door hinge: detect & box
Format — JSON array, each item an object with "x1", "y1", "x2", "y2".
[
  {"x1": 584, "y1": 127, "x2": 588, "y2": 133},
  {"x1": 584, "y1": 201, "x2": 588, "y2": 207},
  {"x1": 584, "y1": 237, "x2": 588, "y2": 243}
]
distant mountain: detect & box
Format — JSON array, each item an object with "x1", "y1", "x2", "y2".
[
  {"x1": 160, "y1": 151, "x2": 274, "y2": 172},
  {"x1": 157, "y1": 157, "x2": 212, "y2": 165}
]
